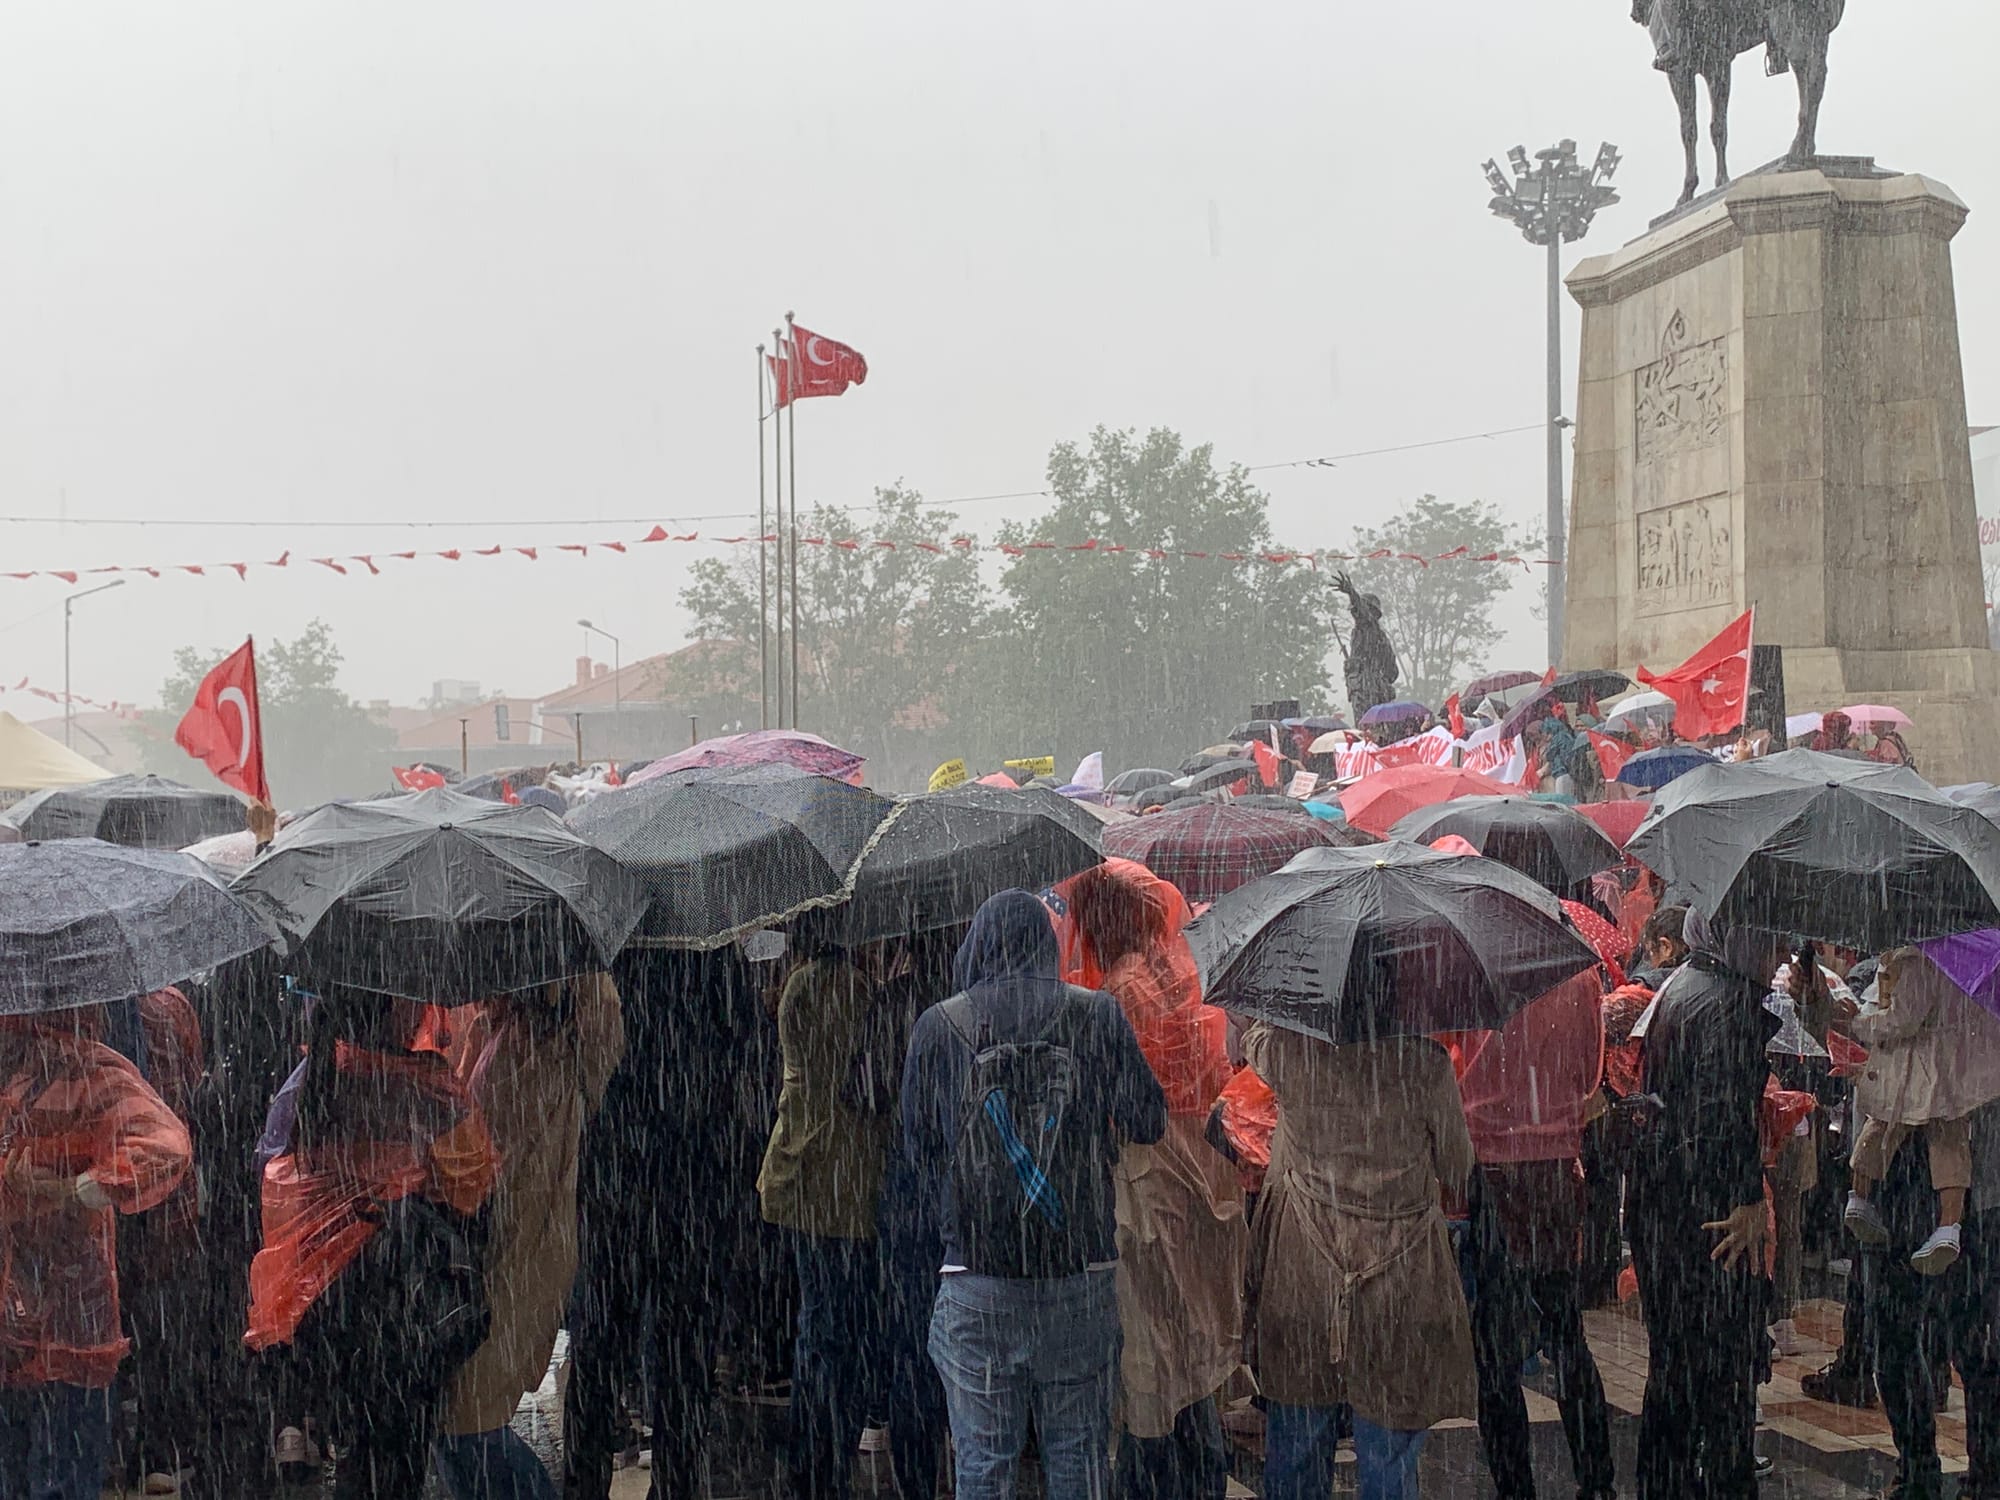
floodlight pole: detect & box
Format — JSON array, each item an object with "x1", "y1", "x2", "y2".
[{"x1": 1481, "y1": 139, "x2": 1621, "y2": 670}]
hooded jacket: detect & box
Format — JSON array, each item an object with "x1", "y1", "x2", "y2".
[
  {"x1": 899, "y1": 890, "x2": 1165, "y2": 1272},
  {"x1": 0, "y1": 1014, "x2": 192, "y2": 1387}
]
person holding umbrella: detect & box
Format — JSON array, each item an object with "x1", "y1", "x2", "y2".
[
  {"x1": 0, "y1": 1006, "x2": 193, "y2": 1500},
  {"x1": 758, "y1": 914, "x2": 890, "y2": 1500},
  {"x1": 1625, "y1": 910, "x2": 1785, "y2": 1499},
  {"x1": 245, "y1": 993, "x2": 498, "y2": 1500},
  {"x1": 1191, "y1": 845, "x2": 1599, "y2": 1500}
]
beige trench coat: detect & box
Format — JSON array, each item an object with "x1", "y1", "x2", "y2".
[
  {"x1": 1114, "y1": 1113, "x2": 1247, "y2": 1437},
  {"x1": 1244, "y1": 1025, "x2": 1477, "y2": 1431},
  {"x1": 443, "y1": 974, "x2": 625, "y2": 1436}
]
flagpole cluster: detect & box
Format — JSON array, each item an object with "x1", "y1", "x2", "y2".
[{"x1": 754, "y1": 315, "x2": 869, "y2": 732}]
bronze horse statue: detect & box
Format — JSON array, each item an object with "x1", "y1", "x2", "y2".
[{"x1": 1632, "y1": 0, "x2": 1846, "y2": 205}]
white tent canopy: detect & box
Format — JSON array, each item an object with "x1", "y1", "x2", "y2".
[{"x1": 0, "y1": 711, "x2": 112, "y2": 797}]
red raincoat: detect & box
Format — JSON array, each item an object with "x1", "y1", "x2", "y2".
[
  {"x1": 246, "y1": 1042, "x2": 495, "y2": 1351},
  {"x1": 0, "y1": 1015, "x2": 193, "y2": 1387},
  {"x1": 1058, "y1": 859, "x2": 1232, "y2": 1115}
]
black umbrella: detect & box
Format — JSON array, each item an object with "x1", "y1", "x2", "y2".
[
  {"x1": 566, "y1": 763, "x2": 893, "y2": 947},
  {"x1": 1626, "y1": 748, "x2": 2000, "y2": 950},
  {"x1": 2, "y1": 773, "x2": 244, "y2": 849},
  {"x1": 1498, "y1": 670, "x2": 1636, "y2": 738},
  {"x1": 822, "y1": 784, "x2": 1102, "y2": 944},
  {"x1": 1178, "y1": 752, "x2": 1232, "y2": 777},
  {"x1": 1187, "y1": 841, "x2": 1597, "y2": 1044},
  {"x1": 0, "y1": 839, "x2": 273, "y2": 1014},
  {"x1": 234, "y1": 788, "x2": 647, "y2": 999},
  {"x1": 1182, "y1": 759, "x2": 1260, "y2": 794},
  {"x1": 1106, "y1": 767, "x2": 1177, "y2": 797},
  {"x1": 1230, "y1": 720, "x2": 1288, "y2": 746},
  {"x1": 1388, "y1": 795, "x2": 1621, "y2": 894}
]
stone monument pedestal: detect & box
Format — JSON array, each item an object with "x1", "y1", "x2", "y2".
[{"x1": 1563, "y1": 161, "x2": 2000, "y2": 783}]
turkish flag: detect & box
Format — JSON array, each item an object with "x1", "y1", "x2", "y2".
[
  {"x1": 773, "y1": 325, "x2": 867, "y2": 407},
  {"x1": 174, "y1": 639, "x2": 270, "y2": 803},
  {"x1": 1586, "y1": 729, "x2": 1633, "y2": 782},
  {"x1": 1443, "y1": 693, "x2": 1466, "y2": 741},
  {"x1": 393, "y1": 765, "x2": 449, "y2": 792},
  {"x1": 1636, "y1": 608, "x2": 1754, "y2": 739}
]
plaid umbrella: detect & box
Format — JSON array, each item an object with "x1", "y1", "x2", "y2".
[
  {"x1": 627, "y1": 730, "x2": 864, "y2": 786},
  {"x1": 1101, "y1": 802, "x2": 1355, "y2": 903}
]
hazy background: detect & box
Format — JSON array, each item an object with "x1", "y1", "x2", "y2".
[{"x1": 2, "y1": 1, "x2": 1992, "y2": 714}]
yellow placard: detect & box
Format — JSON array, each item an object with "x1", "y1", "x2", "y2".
[
  {"x1": 1003, "y1": 756, "x2": 1057, "y2": 778},
  {"x1": 927, "y1": 758, "x2": 969, "y2": 792}
]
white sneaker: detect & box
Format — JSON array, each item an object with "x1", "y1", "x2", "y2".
[
  {"x1": 1844, "y1": 1192, "x2": 1890, "y2": 1246},
  {"x1": 1770, "y1": 1318, "x2": 1806, "y2": 1357},
  {"x1": 1912, "y1": 1223, "x2": 1962, "y2": 1276}
]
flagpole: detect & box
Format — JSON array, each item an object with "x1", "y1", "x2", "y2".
[
  {"x1": 771, "y1": 326, "x2": 788, "y2": 729},
  {"x1": 756, "y1": 342, "x2": 770, "y2": 731},
  {"x1": 786, "y1": 310, "x2": 801, "y2": 727}
]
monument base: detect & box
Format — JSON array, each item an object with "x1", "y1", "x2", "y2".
[{"x1": 1564, "y1": 160, "x2": 2000, "y2": 785}]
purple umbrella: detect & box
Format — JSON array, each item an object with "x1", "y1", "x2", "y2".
[
  {"x1": 1917, "y1": 928, "x2": 2000, "y2": 1020},
  {"x1": 627, "y1": 729, "x2": 865, "y2": 786},
  {"x1": 1358, "y1": 700, "x2": 1430, "y2": 728}
]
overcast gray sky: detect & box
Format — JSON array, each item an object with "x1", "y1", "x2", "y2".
[{"x1": 2, "y1": 1, "x2": 1992, "y2": 718}]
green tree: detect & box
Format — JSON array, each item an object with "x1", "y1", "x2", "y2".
[
  {"x1": 1341, "y1": 496, "x2": 1539, "y2": 708},
  {"x1": 146, "y1": 619, "x2": 395, "y2": 808},
  {"x1": 973, "y1": 427, "x2": 1335, "y2": 772},
  {"x1": 680, "y1": 483, "x2": 991, "y2": 788}
]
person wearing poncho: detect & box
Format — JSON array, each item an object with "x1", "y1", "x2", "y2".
[
  {"x1": 1064, "y1": 860, "x2": 1245, "y2": 1500},
  {"x1": 1, "y1": 1007, "x2": 192, "y2": 1500}
]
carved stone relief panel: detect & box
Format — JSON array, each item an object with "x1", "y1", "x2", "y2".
[
  {"x1": 1635, "y1": 308, "x2": 1729, "y2": 469},
  {"x1": 1636, "y1": 493, "x2": 1733, "y2": 612}
]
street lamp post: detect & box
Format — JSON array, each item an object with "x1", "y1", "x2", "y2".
[
  {"x1": 1481, "y1": 139, "x2": 1621, "y2": 668},
  {"x1": 577, "y1": 619, "x2": 621, "y2": 759},
  {"x1": 64, "y1": 579, "x2": 127, "y2": 748}
]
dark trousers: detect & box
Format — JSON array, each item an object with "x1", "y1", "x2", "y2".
[
  {"x1": 563, "y1": 1221, "x2": 718, "y2": 1500},
  {"x1": 1578, "y1": 1116, "x2": 1625, "y2": 1307},
  {"x1": 0, "y1": 1384, "x2": 114, "y2": 1500},
  {"x1": 1114, "y1": 1396, "x2": 1229, "y2": 1500},
  {"x1": 789, "y1": 1231, "x2": 880, "y2": 1500},
  {"x1": 1467, "y1": 1172, "x2": 1615, "y2": 1500},
  {"x1": 881, "y1": 1233, "x2": 948, "y2": 1500},
  {"x1": 1873, "y1": 1208, "x2": 2000, "y2": 1500},
  {"x1": 1629, "y1": 1183, "x2": 1765, "y2": 1499}
]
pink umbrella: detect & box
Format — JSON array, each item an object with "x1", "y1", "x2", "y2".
[
  {"x1": 1838, "y1": 703, "x2": 1912, "y2": 729},
  {"x1": 627, "y1": 729, "x2": 865, "y2": 786}
]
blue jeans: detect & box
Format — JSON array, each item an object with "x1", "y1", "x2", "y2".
[
  {"x1": 928, "y1": 1269, "x2": 1121, "y2": 1500},
  {"x1": 434, "y1": 1427, "x2": 556, "y2": 1500},
  {"x1": 1264, "y1": 1403, "x2": 1427, "y2": 1500},
  {"x1": 0, "y1": 1383, "x2": 114, "y2": 1500},
  {"x1": 790, "y1": 1231, "x2": 881, "y2": 1500}
]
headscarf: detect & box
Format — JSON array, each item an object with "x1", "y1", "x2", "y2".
[
  {"x1": 953, "y1": 889, "x2": 1061, "y2": 992},
  {"x1": 1680, "y1": 906, "x2": 1784, "y2": 987}
]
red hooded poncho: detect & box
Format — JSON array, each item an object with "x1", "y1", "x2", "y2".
[
  {"x1": 0, "y1": 1013, "x2": 192, "y2": 1387},
  {"x1": 1056, "y1": 859, "x2": 1233, "y2": 1117}
]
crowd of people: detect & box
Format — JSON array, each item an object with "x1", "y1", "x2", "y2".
[{"x1": 4, "y1": 772, "x2": 2000, "y2": 1500}]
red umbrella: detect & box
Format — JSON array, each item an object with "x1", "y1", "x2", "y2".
[
  {"x1": 1101, "y1": 802, "x2": 1356, "y2": 904},
  {"x1": 1572, "y1": 799, "x2": 1651, "y2": 850},
  {"x1": 628, "y1": 729, "x2": 864, "y2": 786},
  {"x1": 1339, "y1": 765, "x2": 1522, "y2": 838}
]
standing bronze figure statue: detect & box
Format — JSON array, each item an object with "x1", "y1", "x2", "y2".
[
  {"x1": 1332, "y1": 571, "x2": 1400, "y2": 720},
  {"x1": 1631, "y1": 0, "x2": 1846, "y2": 205}
]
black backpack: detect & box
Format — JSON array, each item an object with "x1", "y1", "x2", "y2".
[{"x1": 941, "y1": 986, "x2": 1101, "y2": 1279}]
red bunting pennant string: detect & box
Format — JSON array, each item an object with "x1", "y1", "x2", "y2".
[{"x1": 0, "y1": 525, "x2": 1568, "y2": 588}]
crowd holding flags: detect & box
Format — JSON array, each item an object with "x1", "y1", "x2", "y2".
[{"x1": 760, "y1": 314, "x2": 870, "y2": 731}]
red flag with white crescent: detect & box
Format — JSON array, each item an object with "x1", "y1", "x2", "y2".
[
  {"x1": 774, "y1": 325, "x2": 867, "y2": 407},
  {"x1": 174, "y1": 638, "x2": 271, "y2": 803},
  {"x1": 1636, "y1": 608, "x2": 1755, "y2": 739}
]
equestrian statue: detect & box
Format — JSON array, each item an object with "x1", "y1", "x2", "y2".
[{"x1": 1631, "y1": 0, "x2": 1846, "y2": 205}]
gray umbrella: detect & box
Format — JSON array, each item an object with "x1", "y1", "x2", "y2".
[
  {"x1": 0, "y1": 838, "x2": 275, "y2": 1014},
  {"x1": 1, "y1": 773, "x2": 245, "y2": 849}
]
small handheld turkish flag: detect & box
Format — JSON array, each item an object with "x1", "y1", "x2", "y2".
[
  {"x1": 1636, "y1": 607, "x2": 1754, "y2": 739},
  {"x1": 174, "y1": 638, "x2": 270, "y2": 803},
  {"x1": 773, "y1": 324, "x2": 867, "y2": 407}
]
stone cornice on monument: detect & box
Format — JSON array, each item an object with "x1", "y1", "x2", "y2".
[{"x1": 1566, "y1": 161, "x2": 1969, "y2": 309}]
